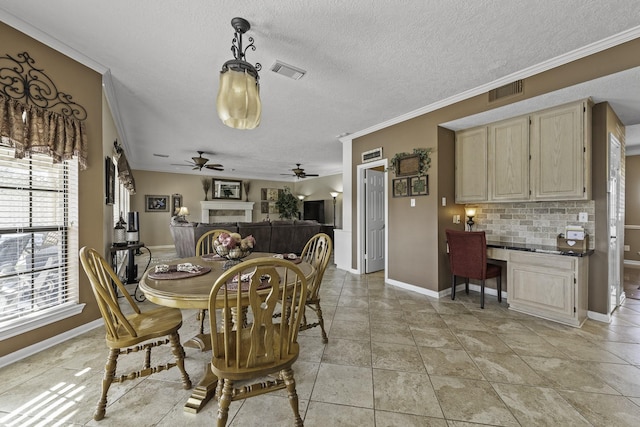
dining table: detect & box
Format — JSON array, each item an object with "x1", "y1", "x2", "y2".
[{"x1": 138, "y1": 251, "x2": 314, "y2": 414}]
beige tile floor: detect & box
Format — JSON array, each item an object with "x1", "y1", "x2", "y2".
[{"x1": 1, "y1": 248, "x2": 640, "y2": 426}]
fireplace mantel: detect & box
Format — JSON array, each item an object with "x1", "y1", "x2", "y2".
[{"x1": 200, "y1": 201, "x2": 255, "y2": 222}]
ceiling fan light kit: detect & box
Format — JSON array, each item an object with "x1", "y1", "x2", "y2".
[
  {"x1": 216, "y1": 17, "x2": 262, "y2": 130},
  {"x1": 172, "y1": 151, "x2": 224, "y2": 171}
]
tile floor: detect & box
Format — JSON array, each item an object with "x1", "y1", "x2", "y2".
[{"x1": 1, "y1": 248, "x2": 640, "y2": 426}]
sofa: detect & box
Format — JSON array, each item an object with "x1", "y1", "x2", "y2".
[{"x1": 169, "y1": 218, "x2": 322, "y2": 258}]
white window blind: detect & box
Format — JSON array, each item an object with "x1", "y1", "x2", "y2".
[{"x1": 0, "y1": 146, "x2": 79, "y2": 334}]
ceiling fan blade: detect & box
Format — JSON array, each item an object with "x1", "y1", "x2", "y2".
[
  {"x1": 304, "y1": 174, "x2": 319, "y2": 177},
  {"x1": 205, "y1": 165, "x2": 224, "y2": 171}
]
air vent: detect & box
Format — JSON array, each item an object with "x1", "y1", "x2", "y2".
[
  {"x1": 362, "y1": 147, "x2": 383, "y2": 163},
  {"x1": 488, "y1": 80, "x2": 524, "y2": 102},
  {"x1": 153, "y1": 153, "x2": 169, "y2": 158},
  {"x1": 270, "y1": 60, "x2": 306, "y2": 80}
]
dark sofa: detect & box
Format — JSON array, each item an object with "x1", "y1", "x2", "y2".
[{"x1": 169, "y1": 218, "x2": 321, "y2": 258}]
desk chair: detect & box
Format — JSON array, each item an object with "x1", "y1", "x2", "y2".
[
  {"x1": 79, "y1": 247, "x2": 192, "y2": 421},
  {"x1": 445, "y1": 229, "x2": 502, "y2": 309},
  {"x1": 208, "y1": 257, "x2": 307, "y2": 426},
  {"x1": 298, "y1": 232, "x2": 332, "y2": 343},
  {"x1": 195, "y1": 229, "x2": 232, "y2": 337}
]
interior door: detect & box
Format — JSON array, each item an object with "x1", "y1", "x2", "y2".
[
  {"x1": 609, "y1": 133, "x2": 623, "y2": 313},
  {"x1": 365, "y1": 169, "x2": 385, "y2": 273}
]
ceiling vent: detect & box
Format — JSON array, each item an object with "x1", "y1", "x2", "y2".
[
  {"x1": 488, "y1": 80, "x2": 524, "y2": 102},
  {"x1": 270, "y1": 60, "x2": 306, "y2": 80},
  {"x1": 362, "y1": 147, "x2": 383, "y2": 163}
]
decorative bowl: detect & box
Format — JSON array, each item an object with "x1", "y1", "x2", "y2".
[{"x1": 214, "y1": 245, "x2": 252, "y2": 269}]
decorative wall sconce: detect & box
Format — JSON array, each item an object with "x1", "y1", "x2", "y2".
[
  {"x1": 297, "y1": 195, "x2": 305, "y2": 201},
  {"x1": 465, "y1": 207, "x2": 476, "y2": 231},
  {"x1": 216, "y1": 17, "x2": 262, "y2": 130}
]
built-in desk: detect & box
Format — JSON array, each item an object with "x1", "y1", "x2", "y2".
[{"x1": 485, "y1": 239, "x2": 592, "y2": 327}]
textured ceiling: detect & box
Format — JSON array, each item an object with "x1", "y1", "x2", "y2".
[{"x1": 2, "y1": 1, "x2": 640, "y2": 180}]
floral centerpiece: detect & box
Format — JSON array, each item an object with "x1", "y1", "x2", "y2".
[{"x1": 213, "y1": 232, "x2": 255, "y2": 269}]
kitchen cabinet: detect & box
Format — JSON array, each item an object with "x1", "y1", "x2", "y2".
[
  {"x1": 530, "y1": 100, "x2": 591, "y2": 200},
  {"x1": 489, "y1": 116, "x2": 530, "y2": 201},
  {"x1": 455, "y1": 126, "x2": 488, "y2": 202},
  {"x1": 454, "y1": 99, "x2": 591, "y2": 203},
  {"x1": 507, "y1": 251, "x2": 588, "y2": 327}
]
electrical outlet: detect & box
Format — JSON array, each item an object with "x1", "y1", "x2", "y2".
[
  {"x1": 578, "y1": 212, "x2": 588, "y2": 222},
  {"x1": 624, "y1": 245, "x2": 630, "y2": 251},
  {"x1": 441, "y1": 197, "x2": 446, "y2": 206}
]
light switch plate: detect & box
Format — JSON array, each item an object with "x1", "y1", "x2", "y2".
[{"x1": 410, "y1": 198, "x2": 415, "y2": 207}]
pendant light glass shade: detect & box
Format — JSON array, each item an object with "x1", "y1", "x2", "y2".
[{"x1": 216, "y1": 68, "x2": 261, "y2": 130}]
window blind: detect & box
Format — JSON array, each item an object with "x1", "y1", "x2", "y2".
[{"x1": 0, "y1": 146, "x2": 79, "y2": 328}]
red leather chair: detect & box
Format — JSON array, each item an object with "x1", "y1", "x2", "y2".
[{"x1": 445, "y1": 229, "x2": 501, "y2": 308}]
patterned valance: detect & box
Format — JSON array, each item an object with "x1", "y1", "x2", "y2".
[{"x1": 0, "y1": 52, "x2": 88, "y2": 169}]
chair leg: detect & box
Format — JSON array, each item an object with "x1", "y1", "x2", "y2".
[
  {"x1": 451, "y1": 274, "x2": 456, "y2": 300},
  {"x1": 168, "y1": 332, "x2": 192, "y2": 389},
  {"x1": 282, "y1": 368, "x2": 303, "y2": 427},
  {"x1": 217, "y1": 379, "x2": 233, "y2": 427},
  {"x1": 480, "y1": 280, "x2": 485, "y2": 309},
  {"x1": 94, "y1": 348, "x2": 118, "y2": 421},
  {"x1": 315, "y1": 302, "x2": 328, "y2": 344},
  {"x1": 465, "y1": 278, "x2": 469, "y2": 295},
  {"x1": 497, "y1": 275, "x2": 502, "y2": 303},
  {"x1": 198, "y1": 309, "x2": 207, "y2": 335}
]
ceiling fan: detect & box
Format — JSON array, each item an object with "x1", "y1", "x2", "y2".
[
  {"x1": 282, "y1": 163, "x2": 319, "y2": 179},
  {"x1": 171, "y1": 151, "x2": 224, "y2": 171}
]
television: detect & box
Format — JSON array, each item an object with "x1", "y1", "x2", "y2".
[{"x1": 303, "y1": 200, "x2": 325, "y2": 223}]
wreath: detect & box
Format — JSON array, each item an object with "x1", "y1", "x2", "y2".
[{"x1": 387, "y1": 148, "x2": 433, "y2": 176}]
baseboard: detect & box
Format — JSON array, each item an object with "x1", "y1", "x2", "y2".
[
  {"x1": 0, "y1": 319, "x2": 103, "y2": 368},
  {"x1": 587, "y1": 310, "x2": 611, "y2": 323},
  {"x1": 386, "y1": 278, "x2": 440, "y2": 298}
]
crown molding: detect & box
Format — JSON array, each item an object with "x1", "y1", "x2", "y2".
[
  {"x1": 346, "y1": 25, "x2": 640, "y2": 141},
  {"x1": 0, "y1": 7, "x2": 108, "y2": 73}
]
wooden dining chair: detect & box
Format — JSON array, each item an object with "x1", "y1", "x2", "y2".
[
  {"x1": 207, "y1": 257, "x2": 308, "y2": 427},
  {"x1": 79, "y1": 247, "x2": 192, "y2": 421},
  {"x1": 298, "y1": 232, "x2": 332, "y2": 343},
  {"x1": 445, "y1": 229, "x2": 502, "y2": 309},
  {"x1": 195, "y1": 229, "x2": 232, "y2": 337}
]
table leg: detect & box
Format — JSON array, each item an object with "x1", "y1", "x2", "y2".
[
  {"x1": 184, "y1": 363, "x2": 218, "y2": 413},
  {"x1": 183, "y1": 333, "x2": 212, "y2": 351}
]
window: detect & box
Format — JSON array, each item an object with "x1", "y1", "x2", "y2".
[{"x1": 0, "y1": 147, "x2": 81, "y2": 339}]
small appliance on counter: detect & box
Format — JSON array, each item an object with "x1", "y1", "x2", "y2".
[{"x1": 557, "y1": 226, "x2": 589, "y2": 252}]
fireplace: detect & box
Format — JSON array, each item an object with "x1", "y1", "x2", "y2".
[{"x1": 200, "y1": 201, "x2": 255, "y2": 222}]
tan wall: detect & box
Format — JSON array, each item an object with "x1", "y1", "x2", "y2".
[
  {"x1": 130, "y1": 171, "x2": 342, "y2": 247},
  {"x1": 625, "y1": 155, "x2": 640, "y2": 262},
  {"x1": 351, "y1": 38, "x2": 640, "y2": 296},
  {"x1": 1, "y1": 22, "x2": 105, "y2": 356}
]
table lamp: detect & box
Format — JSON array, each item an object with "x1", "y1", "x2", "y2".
[{"x1": 177, "y1": 206, "x2": 190, "y2": 222}]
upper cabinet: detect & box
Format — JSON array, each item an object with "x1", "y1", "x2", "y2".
[
  {"x1": 455, "y1": 126, "x2": 488, "y2": 203},
  {"x1": 455, "y1": 99, "x2": 591, "y2": 203},
  {"x1": 530, "y1": 101, "x2": 591, "y2": 201}
]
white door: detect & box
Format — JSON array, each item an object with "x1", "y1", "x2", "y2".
[
  {"x1": 365, "y1": 169, "x2": 385, "y2": 273},
  {"x1": 609, "y1": 133, "x2": 623, "y2": 313}
]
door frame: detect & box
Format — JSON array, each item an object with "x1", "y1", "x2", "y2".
[
  {"x1": 609, "y1": 133, "x2": 624, "y2": 312},
  {"x1": 356, "y1": 159, "x2": 388, "y2": 277}
]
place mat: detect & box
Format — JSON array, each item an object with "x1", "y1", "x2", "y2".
[
  {"x1": 272, "y1": 254, "x2": 302, "y2": 264},
  {"x1": 223, "y1": 276, "x2": 272, "y2": 292},
  {"x1": 201, "y1": 253, "x2": 224, "y2": 261},
  {"x1": 148, "y1": 265, "x2": 211, "y2": 280}
]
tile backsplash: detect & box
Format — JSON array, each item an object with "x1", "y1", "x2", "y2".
[{"x1": 469, "y1": 201, "x2": 595, "y2": 249}]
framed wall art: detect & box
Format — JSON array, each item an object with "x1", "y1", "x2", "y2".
[
  {"x1": 410, "y1": 175, "x2": 429, "y2": 196},
  {"x1": 145, "y1": 195, "x2": 169, "y2": 212},
  {"x1": 392, "y1": 178, "x2": 409, "y2": 197},
  {"x1": 105, "y1": 157, "x2": 115, "y2": 205},
  {"x1": 171, "y1": 193, "x2": 182, "y2": 214},
  {"x1": 396, "y1": 154, "x2": 420, "y2": 176},
  {"x1": 213, "y1": 179, "x2": 242, "y2": 199}
]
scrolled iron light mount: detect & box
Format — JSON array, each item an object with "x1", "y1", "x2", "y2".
[
  {"x1": 0, "y1": 51, "x2": 87, "y2": 120},
  {"x1": 216, "y1": 17, "x2": 262, "y2": 130}
]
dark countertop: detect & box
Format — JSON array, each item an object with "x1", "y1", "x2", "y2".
[{"x1": 486, "y1": 239, "x2": 594, "y2": 257}]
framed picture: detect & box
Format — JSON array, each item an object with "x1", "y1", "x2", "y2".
[
  {"x1": 171, "y1": 194, "x2": 182, "y2": 215},
  {"x1": 410, "y1": 175, "x2": 429, "y2": 196},
  {"x1": 105, "y1": 157, "x2": 115, "y2": 205},
  {"x1": 145, "y1": 195, "x2": 169, "y2": 212},
  {"x1": 261, "y1": 187, "x2": 281, "y2": 201},
  {"x1": 392, "y1": 178, "x2": 409, "y2": 197},
  {"x1": 396, "y1": 154, "x2": 420, "y2": 176},
  {"x1": 213, "y1": 179, "x2": 242, "y2": 200},
  {"x1": 260, "y1": 201, "x2": 279, "y2": 214}
]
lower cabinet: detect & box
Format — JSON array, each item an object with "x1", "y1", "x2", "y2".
[{"x1": 507, "y1": 251, "x2": 588, "y2": 327}]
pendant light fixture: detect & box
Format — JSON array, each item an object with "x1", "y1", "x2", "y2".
[{"x1": 216, "y1": 17, "x2": 262, "y2": 130}]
